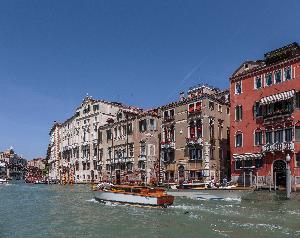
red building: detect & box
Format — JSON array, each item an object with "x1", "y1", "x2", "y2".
[{"x1": 230, "y1": 42, "x2": 300, "y2": 190}]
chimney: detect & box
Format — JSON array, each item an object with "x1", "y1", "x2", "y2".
[{"x1": 179, "y1": 91, "x2": 185, "y2": 101}]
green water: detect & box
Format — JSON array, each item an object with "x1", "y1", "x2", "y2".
[{"x1": 0, "y1": 183, "x2": 299, "y2": 238}]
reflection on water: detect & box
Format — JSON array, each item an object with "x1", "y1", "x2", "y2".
[{"x1": 0, "y1": 184, "x2": 299, "y2": 238}]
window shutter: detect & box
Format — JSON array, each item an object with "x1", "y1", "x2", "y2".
[
  {"x1": 296, "y1": 127, "x2": 300, "y2": 141},
  {"x1": 296, "y1": 92, "x2": 300, "y2": 108},
  {"x1": 240, "y1": 106, "x2": 243, "y2": 120},
  {"x1": 253, "y1": 104, "x2": 257, "y2": 118},
  {"x1": 184, "y1": 148, "x2": 189, "y2": 157}
]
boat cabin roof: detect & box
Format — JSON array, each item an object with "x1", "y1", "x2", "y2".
[{"x1": 112, "y1": 185, "x2": 165, "y2": 193}]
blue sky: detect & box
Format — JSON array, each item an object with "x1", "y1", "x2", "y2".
[{"x1": 0, "y1": 0, "x2": 300, "y2": 159}]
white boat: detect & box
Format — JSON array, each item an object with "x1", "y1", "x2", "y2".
[
  {"x1": 94, "y1": 184, "x2": 174, "y2": 207},
  {"x1": 0, "y1": 178, "x2": 8, "y2": 184}
]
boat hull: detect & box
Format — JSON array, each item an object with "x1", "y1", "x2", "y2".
[{"x1": 94, "y1": 191, "x2": 174, "y2": 207}]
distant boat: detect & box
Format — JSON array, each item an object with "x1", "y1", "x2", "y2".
[
  {"x1": 94, "y1": 184, "x2": 175, "y2": 207},
  {"x1": 34, "y1": 180, "x2": 47, "y2": 184},
  {"x1": 0, "y1": 178, "x2": 8, "y2": 185}
]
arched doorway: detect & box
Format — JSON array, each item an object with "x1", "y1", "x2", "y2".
[{"x1": 273, "y1": 160, "x2": 286, "y2": 187}]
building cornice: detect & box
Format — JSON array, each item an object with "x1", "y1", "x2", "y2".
[{"x1": 230, "y1": 55, "x2": 300, "y2": 82}]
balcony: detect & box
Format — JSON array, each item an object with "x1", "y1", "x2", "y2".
[
  {"x1": 188, "y1": 158, "x2": 203, "y2": 163},
  {"x1": 188, "y1": 109, "x2": 201, "y2": 117},
  {"x1": 138, "y1": 154, "x2": 147, "y2": 161},
  {"x1": 262, "y1": 141, "x2": 294, "y2": 153},
  {"x1": 263, "y1": 108, "x2": 294, "y2": 120},
  {"x1": 161, "y1": 140, "x2": 175, "y2": 149},
  {"x1": 113, "y1": 157, "x2": 129, "y2": 164},
  {"x1": 186, "y1": 137, "x2": 203, "y2": 146},
  {"x1": 162, "y1": 116, "x2": 174, "y2": 123},
  {"x1": 125, "y1": 157, "x2": 134, "y2": 163},
  {"x1": 82, "y1": 141, "x2": 90, "y2": 146},
  {"x1": 106, "y1": 158, "x2": 112, "y2": 164},
  {"x1": 72, "y1": 143, "x2": 78, "y2": 148}
]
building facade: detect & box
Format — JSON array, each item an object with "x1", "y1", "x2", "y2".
[
  {"x1": 26, "y1": 158, "x2": 46, "y2": 183},
  {"x1": 230, "y1": 42, "x2": 300, "y2": 190},
  {"x1": 52, "y1": 95, "x2": 142, "y2": 184},
  {"x1": 159, "y1": 85, "x2": 230, "y2": 184},
  {"x1": 48, "y1": 122, "x2": 61, "y2": 182},
  {"x1": 98, "y1": 109, "x2": 160, "y2": 185},
  {"x1": 0, "y1": 147, "x2": 27, "y2": 180},
  {"x1": 0, "y1": 161, "x2": 7, "y2": 180}
]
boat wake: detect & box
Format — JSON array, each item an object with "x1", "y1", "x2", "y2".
[
  {"x1": 86, "y1": 198, "x2": 100, "y2": 204},
  {"x1": 0, "y1": 183, "x2": 11, "y2": 187},
  {"x1": 194, "y1": 196, "x2": 241, "y2": 202}
]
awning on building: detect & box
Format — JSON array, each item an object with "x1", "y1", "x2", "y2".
[
  {"x1": 260, "y1": 90, "x2": 295, "y2": 105},
  {"x1": 233, "y1": 153, "x2": 262, "y2": 160}
]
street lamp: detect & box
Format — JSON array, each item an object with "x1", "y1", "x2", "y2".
[{"x1": 286, "y1": 154, "x2": 291, "y2": 199}]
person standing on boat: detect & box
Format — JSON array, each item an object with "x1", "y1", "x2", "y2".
[
  {"x1": 210, "y1": 177, "x2": 216, "y2": 188},
  {"x1": 222, "y1": 176, "x2": 228, "y2": 187}
]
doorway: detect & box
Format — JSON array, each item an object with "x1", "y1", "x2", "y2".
[{"x1": 273, "y1": 160, "x2": 286, "y2": 187}]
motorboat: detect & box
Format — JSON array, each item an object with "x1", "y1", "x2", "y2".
[
  {"x1": 34, "y1": 180, "x2": 47, "y2": 184},
  {"x1": 94, "y1": 183, "x2": 175, "y2": 207},
  {"x1": 0, "y1": 178, "x2": 8, "y2": 184}
]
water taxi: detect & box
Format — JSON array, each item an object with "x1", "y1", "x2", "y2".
[{"x1": 94, "y1": 184, "x2": 174, "y2": 207}]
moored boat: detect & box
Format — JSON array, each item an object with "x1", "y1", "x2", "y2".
[
  {"x1": 0, "y1": 178, "x2": 8, "y2": 185},
  {"x1": 94, "y1": 184, "x2": 174, "y2": 207}
]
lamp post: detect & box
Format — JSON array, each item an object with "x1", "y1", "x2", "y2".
[{"x1": 286, "y1": 154, "x2": 292, "y2": 199}]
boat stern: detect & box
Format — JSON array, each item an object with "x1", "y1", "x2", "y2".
[{"x1": 157, "y1": 195, "x2": 174, "y2": 207}]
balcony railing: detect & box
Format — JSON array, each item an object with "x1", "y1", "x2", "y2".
[
  {"x1": 186, "y1": 137, "x2": 203, "y2": 146},
  {"x1": 161, "y1": 140, "x2": 175, "y2": 149},
  {"x1": 188, "y1": 109, "x2": 201, "y2": 116},
  {"x1": 163, "y1": 116, "x2": 175, "y2": 123},
  {"x1": 82, "y1": 141, "x2": 90, "y2": 146},
  {"x1": 263, "y1": 108, "x2": 294, "y2": 119},
  {"x1": 81, "y1": 156, "x2": 90, "y2": 160},
  {"x1": 125, "y1": 157, "x2": 134, "y2": 163},
  {"x1": 262, "y1": 141, "x2": 294, "y2": 153},
  {"x1": 188, "y1": 158, "x2": 203, "y2": 163},
  {"x1": 107, "y1": 157, "x2": 134, "y2": 164},
  {"x1": 162, "y1": 157, "x2": 175, "y2": 163},
  {"x1": 138, "y1": 154, "x2": 147, "y2": 161},
  {"x1": 72, "y1": 143, "x2": 78, "y2": 147}
]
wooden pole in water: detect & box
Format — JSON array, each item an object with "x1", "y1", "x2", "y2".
[
  {"x1": 256, "y1": 172, "x2": 258, "y2": 189},
  {"x1": 286, "y1": 161, "x2": 291, "y2": 199},
  {"x1": 269, "y1": 173, "x2": 271, "y2": 192},
  {"x1": 274, "y1": 172, "x2": 276, "y2": 191}
]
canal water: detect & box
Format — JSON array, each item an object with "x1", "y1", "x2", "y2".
[{"x1": 0, "y1": 183, "x2": 299, "y2": 238}]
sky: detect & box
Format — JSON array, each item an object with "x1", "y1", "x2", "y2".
[{"x1": 1, "y1": 0, "x2": 300, "y2": 159}]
